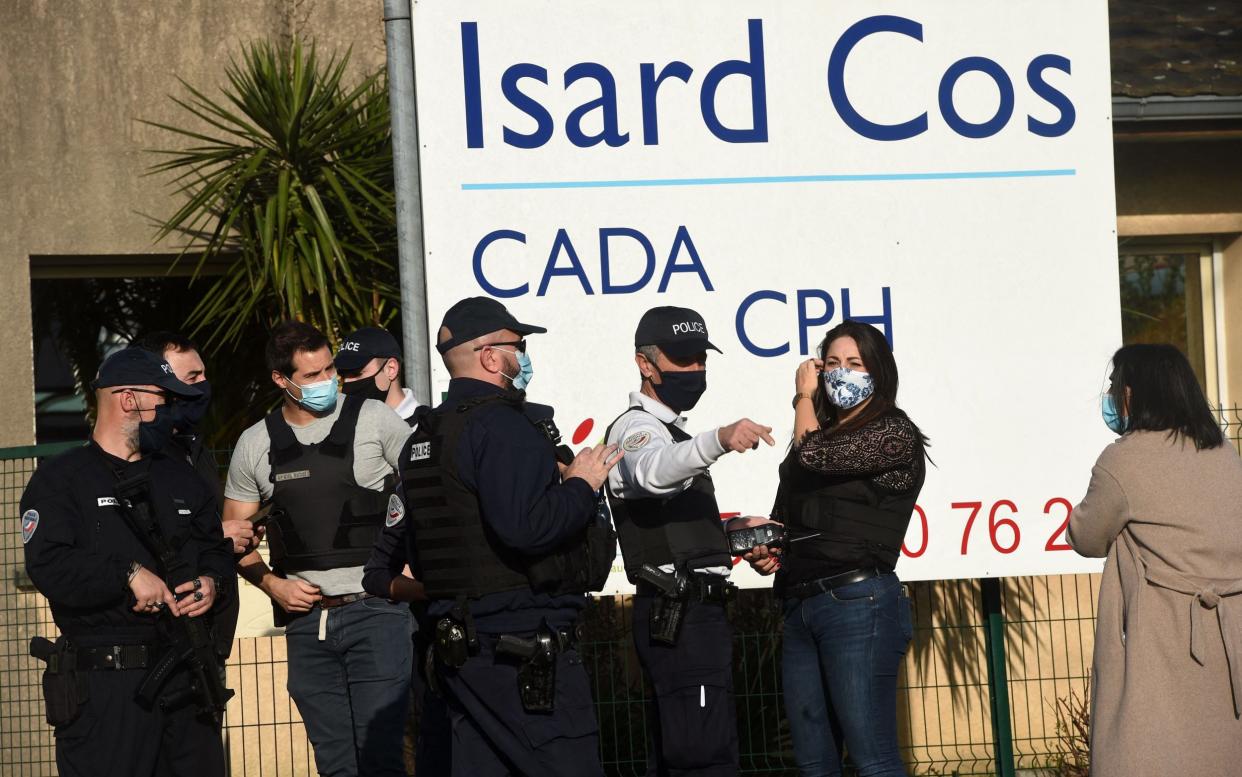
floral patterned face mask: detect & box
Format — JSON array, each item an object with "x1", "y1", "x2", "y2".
[{"x1": 823, "y1": 367, "x2": 875, "y2": 410}]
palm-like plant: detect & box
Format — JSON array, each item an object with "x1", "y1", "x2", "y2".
[{"x1": 146, "y1": 39, "x2": 399, "y2": 349}]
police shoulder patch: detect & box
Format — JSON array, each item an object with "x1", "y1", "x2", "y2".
[
  {"x1": 386, "y1": 494, "x2": 405, "y2": 527},
  {"x1": 21, "y1": 510, "x2": 39, "y2": 544},
  {"x1": 622, "y1": 431, "x2": 652, "y2": 452}
]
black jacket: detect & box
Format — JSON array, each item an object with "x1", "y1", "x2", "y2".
[{"x1": 21, "y1": 440, "x2": 233, "y2": 646}]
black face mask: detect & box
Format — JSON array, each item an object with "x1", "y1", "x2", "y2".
[
  {"x1": 137, "y1": 403, "x2": 177, "y2": 455},
  {"x1": 341, "y1": 374, "x2": 388, "y2": 403},
  {"x1": 172, "y1": 380, "x2": 212, "y2": 431},
  {"x1": 651, "y1": 369, "x2": 707, "y2": 412}
]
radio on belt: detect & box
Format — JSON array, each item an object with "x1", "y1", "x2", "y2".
[{"x1": 725, "y1": 516, "x2": 786, "y2": 555}]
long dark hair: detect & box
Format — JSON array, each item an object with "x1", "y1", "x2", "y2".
[
  {"x1": 1109, "y1": 343, "x2": 1223, "y2": 450},
  {"x1": 814, "y1": 320, "x2": 929, "y2": 451}
]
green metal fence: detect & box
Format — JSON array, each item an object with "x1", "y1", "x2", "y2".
[{"x1": 3, "y1": 406, "x2": 1238, "y2": 775}]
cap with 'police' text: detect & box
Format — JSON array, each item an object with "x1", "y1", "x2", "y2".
[
  {"x1": 435, "y1": 297, "x2": 547, "y2": 354},
  {"x1": 90, "y1": 347, "x2": 202, "y2": 397},
  {"x1": 634, "y1": 306, "x2": 721, "y2": 358},
  {"x1": 335, "y1": 327, "x2": 402, "y2": 372}
]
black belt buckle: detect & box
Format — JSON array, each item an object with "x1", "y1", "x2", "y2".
[{"x1": 82, "y1": 644, "x2": 149, "y2": 671}]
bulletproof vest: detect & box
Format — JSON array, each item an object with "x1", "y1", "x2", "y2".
[
  {"x1": 403, "y1": 392, "x2": 611, "y2": 601},
  {"x1": 604, "y1": 407, "x2": 732, "y2": 581},
  {"x1": 264, "y1": 395, "x2": 392, "y2": 573},
  {"x1": 783, "y1": 460, "x2": 925, "y2": 569}
]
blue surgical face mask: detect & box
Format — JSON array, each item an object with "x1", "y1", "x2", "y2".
[
  {"x1": 823, "y1": 367, "x2": 875, "y2": 410},
  {"x1": 1101, "y1": 394, "x2": 1128, "y2": 435},
  {"x1": 286, "y1": 375, "x2": 339, "y2": 413},
  {"x1": 498, "y1": 349, "x2": 534, "y2": 391}
]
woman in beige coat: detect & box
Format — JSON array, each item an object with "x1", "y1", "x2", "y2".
[{"x1": 1069, "y1": 344, "x2": 1242, "y2": 777}]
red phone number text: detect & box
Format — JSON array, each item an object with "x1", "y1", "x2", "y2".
[{"x1": 901, "y1": 498, "x2": 1074, "y2": 558}]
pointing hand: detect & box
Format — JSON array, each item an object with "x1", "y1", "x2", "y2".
[{"x1": 717, "y1": 419, "x2": 776, "y2": 453}]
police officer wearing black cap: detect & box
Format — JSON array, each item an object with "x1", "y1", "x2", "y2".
[
  {"x1": 335, "y1": 326, "x2": 425, "y2": 424},
  {"x1": 604, "y1": 306, "x2": 774, "y2": 777},
  {"x1": 21, "y1": 347, "x2": 233, "y2": 777},
  {"x1": 363, "y1": 296, "x2": 622, "y2": 777}
]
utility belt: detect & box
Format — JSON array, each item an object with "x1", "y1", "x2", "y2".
[
  {"x1": 633, "y1": 564, "x2": 736, "y2": 646},
  {"x1": 28, "y1": 637, "x2": 161, "y2": 726},
  {"x1": 429, "y1": 601, "x2": 577, "y2": 714}
]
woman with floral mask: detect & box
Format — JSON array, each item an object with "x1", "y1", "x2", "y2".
[
  {"x1": 1067, "y1": 344, "x2": 1242, "y2": 777},
  {"x1": 746, "y1": 319, "x2": 929, "y2": 777}
]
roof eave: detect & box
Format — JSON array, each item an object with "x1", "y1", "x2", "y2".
[{"x1": 1113, "y1": 95, "x2": 1242, "y2": 121}]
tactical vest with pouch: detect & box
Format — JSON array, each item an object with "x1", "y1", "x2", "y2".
[
  {"x1": 403, "y1": 392, "x2": 612, "y2": 600},
  {"x1": 604, "y1": 407, "x2": 732, "y2": 581},
  {"x1": 782, "y1": 460, "x2": 924, "y2": 570},
  {"x1": 265, "y1": 395, "x2": 393, "y2": 573}
]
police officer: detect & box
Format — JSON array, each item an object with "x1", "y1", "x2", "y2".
[
  {"x1": 21, "y1": 347, "x2": 233, "y2": 777},
  {"x1": 362, "y1": 296, "x2": 621, "y2": 777},
  {"x1": 134, "y1": 330, "x2": 249, "y2": 660},
  {"x1": 335, "y1": 326, "x2": 424, "y2": 422},
  {"x1": 604, "y1": 306, "x2": 774, "y2": 777},
  {"x1": 223, "y1": 320, "x2": 415, "y2": 777},
  {"x1": 336, "y1": 326, "x2": 449, "y2": 773}
]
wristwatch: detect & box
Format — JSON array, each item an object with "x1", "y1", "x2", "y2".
[{"x1": 792, "y1": 392, "x2": 813, "y2": 409}]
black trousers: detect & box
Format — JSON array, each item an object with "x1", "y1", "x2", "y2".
[
  {"x1": 412, "y1": 611, "x2": 453, "y2": 776},
  {"x1": 632, "y1": 594, "x2": 739, "y2": 777},
  {"x1": 53, "y1": 668, "x2": 225, "y2": 777},
  {"x1": 436, "y1": 630, "x2": 604, "y2": 777}
]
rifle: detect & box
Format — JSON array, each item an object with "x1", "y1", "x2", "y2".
[{"x1": 113, "y1": 473, "x2": 234, "y2": 722}]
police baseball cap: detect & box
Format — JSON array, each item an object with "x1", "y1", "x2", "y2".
[
  {"x1": 634, "y1": 306, "x2": 721, "y2": 358},
  {"x1": 335, "y1": 327, "x2": 402, "y2": 372},
  {"x1": 90, "y1": 347, "x2": 202, "y2": 397},
  {"x1": 435, "y1": 297, "x2": 547, "y2": 354}
]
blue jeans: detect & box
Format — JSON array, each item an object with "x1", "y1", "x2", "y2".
[
  {"x1": 782, "y1": 573, "x2": 913, "y2": 777},
  {"x1": 285, "y1": 597, "x2": 414, "y2": 777}
]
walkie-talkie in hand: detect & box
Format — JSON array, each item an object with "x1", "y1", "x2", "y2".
[
  {"x1": 533, "y1": 416, "x2": 575, "y2": 465},
  {"x1": 635, "y1": 564, "x2": 690, "y2": 645},
  {"x1": 725, "y1": 516, "x2": 786, "y2": 556}
]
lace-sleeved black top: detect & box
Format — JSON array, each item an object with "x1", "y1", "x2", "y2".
[{"x1": 772, "y1": 411, "x2": 926, "y2": 588}]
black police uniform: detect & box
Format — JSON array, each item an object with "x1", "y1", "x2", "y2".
[
  {"x1": 604, "y1": 306, "x2": 740, "y2": 777},
  {"x1": 362, "y1": 408, "x2": 452, "y2": 777},
  {"x1": 605, "y1": 409, "x2": 739, "y2": 777},
  {"x1": 165, "y1": 430, "x2": 238, "y2": 660},
  {"x1": 363, "y1": 378, "x2": 611, "y2": 777},
  {"x1": 21, "y1": 441, "x2": 233, "y2": 777}
]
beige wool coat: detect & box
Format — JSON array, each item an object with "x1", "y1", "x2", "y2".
[{"x1": 1069, "y1": 430, "x2": 1242, "y2": 777}]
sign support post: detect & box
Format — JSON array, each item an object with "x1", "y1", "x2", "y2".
[
  {"x1": 983, "y1": 577, "x2": 1017, "y2": 777},
  {"x1": 382, "y1": 0, "x2": 431, "y2": 403}
]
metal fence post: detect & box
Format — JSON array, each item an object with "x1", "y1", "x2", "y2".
[{"x1": 982, "y1": 577, "x2": 1016, "y2": 777}]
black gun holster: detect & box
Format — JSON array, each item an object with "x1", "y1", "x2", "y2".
[
  {"x1": 30, "y1": 636, "x2": 89, "y2": 727},
  {"x1": 494, "y1": 622, "x2": 575, "y2": 714}
]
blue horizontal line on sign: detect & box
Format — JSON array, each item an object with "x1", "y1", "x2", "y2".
[{"x1": 460, "y1": 168, "x2": 1077, "y2": 191}]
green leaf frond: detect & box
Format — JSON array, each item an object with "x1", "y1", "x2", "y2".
[{"x1": 144, "y1": 37, "x2": 399, "y2": 349}]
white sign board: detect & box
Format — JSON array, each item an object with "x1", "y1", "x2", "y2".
[{"x1": 410, "y1": 0, "x2": 1118, "y2": 588}]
